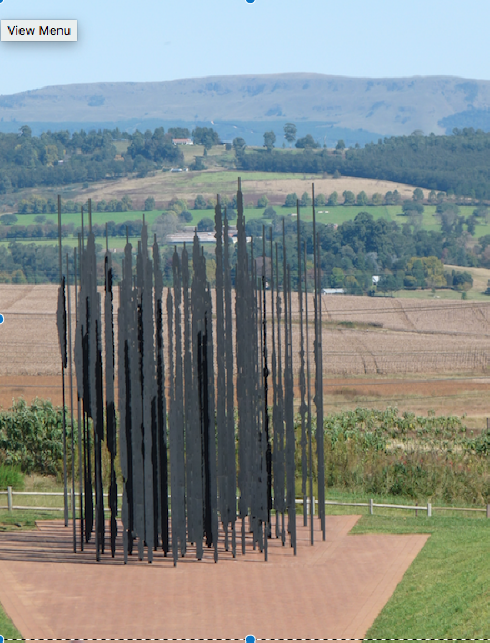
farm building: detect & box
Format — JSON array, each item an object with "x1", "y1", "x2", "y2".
[{"x1": 172, "y1": 138, "x2": 193, "y2": 145}]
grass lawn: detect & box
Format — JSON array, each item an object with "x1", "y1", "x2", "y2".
[{"x1": 354, "y1": 514, "x2": 489, "y2": 640}]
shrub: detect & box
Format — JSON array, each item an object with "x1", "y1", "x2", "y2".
[
  {"x1": 0, "y1": 463, "x2": 24, "y2": 490},
  {"x1": 179, "y1": 210, "x2": 193, "y2": 223},
  {"x1": 262, "y1": 206, "x2": 276, "y2": 219},
  {"x1": 0, "y1": 398, "x2": 67, "y2": 475},
  {"x1": 197, "y1": 218, "x2": 214, "y2": 232},
  {"x1": 296, "y1": 408, "x2": 489, "y2": 505}
]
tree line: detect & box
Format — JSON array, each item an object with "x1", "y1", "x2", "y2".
[
  {"x1": 0, "y1": 125, "x2": 226, "y2": 193},
  {"x1": 0, "y1": 208, "x2": 476, "y2": 296},
  {"x1": 235, "y1": 127, "x2": 490, "y2": 200}
]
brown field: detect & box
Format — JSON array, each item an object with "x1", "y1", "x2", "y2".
[
  {"x1": 48, "y1": 169, "x2": 427, "y2": 210},
  {"x1": 1, "y1": 285, "x2": 490, "y2": 425}
]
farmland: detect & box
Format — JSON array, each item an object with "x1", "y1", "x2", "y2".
[
  {"x1": 0, "y1": 166, "x2": 429, "y2": 214},
  {"x1": 2, "y1": 284, "x2": 490, "y2": 425}
]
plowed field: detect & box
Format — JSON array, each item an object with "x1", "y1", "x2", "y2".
[{"x1": 1, "y1": 285, "x2": 490, "y2": 424}]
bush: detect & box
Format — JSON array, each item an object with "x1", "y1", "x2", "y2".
[
  {"x1": 262, "y1": 206, "x2": 276, "y2": 219},
  {"x1": 0, "y1": 463, "x2": 24, "y2": 490},
  {"x1": 299, "y1": 408, "x2": 489, "y2": 505},
  {"x1": 284, "y1": 193, "x2": 298, "y2": 208},
  {"x1": 197, "y1": 218, "x2": 214, "y2": 232},
  {"x1": 179, "y1": 210, "x2": 193, "y2": 223},
  {"x1": 194, "y1": 195, "x2": 207, "y2": 210},
  {"x1": 0, "y1": 399, "x2": 67, "y2": 475},
  {"x1": 144, "y1": 197, "x2": 155, "y2": 211}
]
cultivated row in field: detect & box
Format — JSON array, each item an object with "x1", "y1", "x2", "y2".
[{"x1": 1, "y1": 286, "x2": 490, "y2": 378}]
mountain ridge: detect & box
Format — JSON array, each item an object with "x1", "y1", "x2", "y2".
[{"x1": 2, "y1": 72, "x2": 490, "y2": 139}]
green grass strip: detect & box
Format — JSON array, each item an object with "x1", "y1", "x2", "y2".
[{"x1": 354, "y1": 515, "x2": 489, "y2": 640}]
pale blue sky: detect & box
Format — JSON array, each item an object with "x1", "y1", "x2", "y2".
[{"x1": 1, "y1": 0, "x2": 490, "y2": 95}]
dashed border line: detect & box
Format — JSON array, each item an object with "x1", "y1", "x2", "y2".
[{"x1": 2, "y1": 638, "x2": 488, "y2": 641}]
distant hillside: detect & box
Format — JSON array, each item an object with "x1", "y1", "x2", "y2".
[{"x1": 2, "y1": 73, "x2": 490, "y2": 142}]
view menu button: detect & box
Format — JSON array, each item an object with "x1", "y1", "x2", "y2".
[{"x1": 1, "y1": 20, "x2": 77, "y2": 42}]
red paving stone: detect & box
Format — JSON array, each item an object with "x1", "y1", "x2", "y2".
[{"x1": 0, "y1": 516, "x2": 429, "y2": 642}]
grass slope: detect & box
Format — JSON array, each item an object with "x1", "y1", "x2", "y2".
[{"x1": 354, "y1": 515, "x2": 489, "y2": 640}]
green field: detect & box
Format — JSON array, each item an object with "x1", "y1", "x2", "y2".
[
  {"x1": 6, "y1": 203, "x2": 489, "y2": 233},
  {"x1": 356, "y1": 514, "x2": 489, "y2": 640}
]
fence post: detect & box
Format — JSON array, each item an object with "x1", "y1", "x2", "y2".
[
  {"x1": 369, "y1": 498, "x2": 374, "y2": 515},
  {"x1": 7, "y1": 486, "x2": 12, "y2": 512},
  {"x1": 427, "y1": 502, "x2": 432, "y2": 518},
  {"x1": 487, "y1": 504, "x2": 490, "y2": 519}
]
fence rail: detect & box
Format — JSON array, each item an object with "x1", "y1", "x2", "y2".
[{"x1": 1, "y1": 488, "x2": 488, "y2": 518}]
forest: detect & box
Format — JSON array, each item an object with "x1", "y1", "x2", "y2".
[
  {"x1": 237, "y1": 128, "x2": 490, "y2": 199},
  {"x1": 0, "y1": 126, "x2": 183, "y2": 192}
]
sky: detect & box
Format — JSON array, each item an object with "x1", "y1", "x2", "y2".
[{"x1": 1, "y1": 0, "x2": 490, "y2": 95}]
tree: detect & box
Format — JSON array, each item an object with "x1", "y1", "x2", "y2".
[
  {"x1": 283, "y1": 123, "x2": 297, "y2": 146},
  {"x1": 194, "y1": 195, "x2": 207, "y2": 210},
  {"x1": 378, "y1": 274, "x2": 397, "y2": 294},
  {"x1": 197, "y1": 217, "x2": 214, "y2": 232},
  {"x1": 167, "y1": 198, "x2": 188, "y2": 215},
  {"x1": 179, "y1": 210, "x2": 193, "y2": 223},
  {"x1": 403, "y1": 275, "x2": 418, "y2": 289},
  {"x1": 168, "y1": 127, "x2": 190, "y2": 139},
  {"x1": 413, "y1": 188, "x2": 424, "y2": 202},
  {"x1": 402, "y1": 201, "x2": 424, "y2": 216},
  {"x1": 144, "y1": 197, "x2": 155, "y2": 211},
  {"x1": 328, "y1": 192, "x2": 338, "y2": 205},
  {"x1": 342, "y1": 190, "x2": 355, "y2": 205},
  {"x1": 300, "y1": 192, "x2": 312, "y2": 207},
  {"x1": 152, "y1": 212, "x2": 183, "y2": 243},
  {"x1": 466, "y1": 215, "x2": 477, "y2": 235},
  {"x1": 263, "y1": 131, "x2": 276, "y2": 152},
  {"x1": 190, "y1": 156, "x2": 206, "y2": 171},
  {"x1": 356, "y1": 191, "x2": 368, "y2": 206},
  {"x1": 192, "y1": 127, "x2": 220, "y2": 149},
  {"x1": 232, "y1": 137, "x2": 247, "y2": 155},
  {"x1": 263, "y1": 206, "x2": 276, "y2": 219},
  {"x1": 335, "y1": 139, "x2": 346, "y2": 151},
  {"x1": 295, "y1": 134, "x2": 319, "y2": 149},
  {"x1": 257, "y1": 195, "x2": 269, "y2": 208},
  {"x1": 284, "y1": 193, "x2": 298, "y2": 207},
  {"x1": 473, "y1": 205, "x2": 489, "y2": 222},
  {"x1": 331, "y1": 267, "x2": 344, "y2": 288},
  {"x1": 333, "y1": 170, "x2": 341, "y2": 178},
  {"x1": 452, "y1": 270, "x2": 473, "y2": 291},
  {"x1": 314, "y1": 194, "x2": 326, "y2": 207},
  {"x1": 0, "y1": 214, "x2": 18, "y2": 225},
  {"x1": 371, "y1": 192, "x2": 383, "y2": 206}
]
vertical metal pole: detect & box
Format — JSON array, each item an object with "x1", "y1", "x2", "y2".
[
  {"x1": 7, "y1": 486, "x2": 12, "y2": 512},
  {"x1": 304, "y1": 241, "x2": 314, "y2": 546},
  {"x1": 58, "y1": 195, "x2": 68, "y2": 527},
  {"x1": 66, "y1": 253, "x2": 76, "y2": 551},
  {"x1": 75, "y1": 241, "x2": 84, "y2": 550},
  {"x1": 297, "y1": 200, "x2": 307, "y2": 526}
]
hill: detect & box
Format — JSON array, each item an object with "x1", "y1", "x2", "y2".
[{"x1": 3, "y1": 73, "x2": 490, "y2": 143}]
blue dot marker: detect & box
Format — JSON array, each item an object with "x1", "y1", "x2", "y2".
[
  {"x1": 246, "y1": 0, "x2": 255, "y2": 3},
  {"x1": 246, "y1": 636, "x2": 255, "y2": 643},
  {"x1": 0, "y1": 635, "x2": 4, "y2": 643},
  {"x1": 0, "y1": 314, "x2": 4, "y2": 324}
]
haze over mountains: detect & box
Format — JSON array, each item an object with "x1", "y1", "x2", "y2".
[{"x1": 2, "y1": 73, "x2": 490, "y2": 145}]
